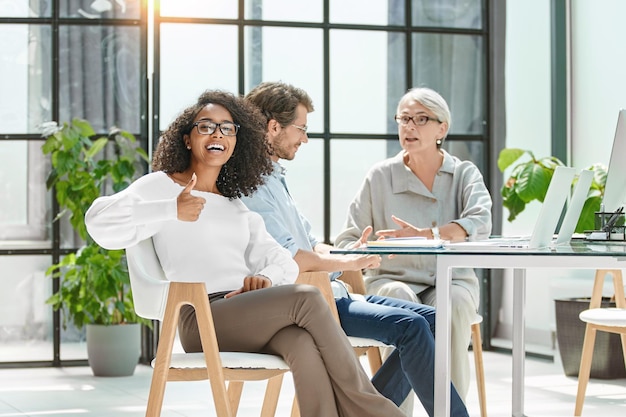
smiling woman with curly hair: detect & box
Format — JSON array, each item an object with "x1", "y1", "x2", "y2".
[
  {"x1": 152, "y1": 89, "x2": 272, "y2": 199},
  {"x1": 84, "y1": 89, "x2": 405, "y2": 417}
]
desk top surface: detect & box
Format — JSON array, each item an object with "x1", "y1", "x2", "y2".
[{"x1": 330, "y1": 239, "x2": 626, "y2": 257}]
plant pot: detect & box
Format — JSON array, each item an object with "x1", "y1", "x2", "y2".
[
  {"x1": 86, "y1": 323, "x2": 141, "y2": 377},
  {"x1": 554, "y1": 298, "x2": 626, "y2": 379}
]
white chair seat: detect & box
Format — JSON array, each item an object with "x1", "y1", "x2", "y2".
[
  {"x1": 347, "y1": 336, "x2": 389, "y2": 349},
  {"x1": 153, "y1": 352, "x2": 290, "y2": 370},
  {"x1": 579, "y1": 308, "x2": 626, "y2": 327}
]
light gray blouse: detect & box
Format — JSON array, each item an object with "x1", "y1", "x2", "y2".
[{"x1": 335, "y1": 150, "x2": 493, "y2": 304}]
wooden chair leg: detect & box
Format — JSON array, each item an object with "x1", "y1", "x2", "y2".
[
  {"x1": 471, "y1": 322, "x2": 487, "y2": 417},
  {"x1": 366, "y1": 347, "x2": 383, "y2": 375},
  {"x1": 291, "y1": 396, "x2": 300, "y2": 417},
  {"x1": 260, "y1": 374, "x2": 285, "y2": 417},
  {"x1": 575, "y1": 324, "x2": 598, "y2": 416},
  {"x1": 146, "y1": 306, "x2": 179, "y2": 417},
  {"x1": 227, "y1": 381, "x2": 244, "y2": 415}
]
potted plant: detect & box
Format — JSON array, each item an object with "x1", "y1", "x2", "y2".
[
  {"x1": 42, "y1": 118, "x2": 151, "y2": 376},
  {"x1": 498, "y1": 148, "x2": 625, "y2": 378},
  {"x1": 498, "y1": 148, "x2": 607, "y2": 232}
]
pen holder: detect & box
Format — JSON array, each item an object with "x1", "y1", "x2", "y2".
[{"x1": 594, "y1": 211, "x2": 626, "y2": 241}]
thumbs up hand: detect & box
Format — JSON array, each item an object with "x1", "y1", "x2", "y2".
[{"x1": 177, "y1": 173, "x2": 206, "y2": 221}]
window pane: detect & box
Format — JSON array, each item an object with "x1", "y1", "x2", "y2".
[
  {"x1": 245, "y1": 0, "x2": 322, "y2": 22},
  {"x1": 330, "y1": 139, "x2": 391, "y2": 240},
  {"x1": 244, "y1": 27, "x2": 324, "y2": 133},
  {"x1": 161, "y1": 0, "x2": 237, "y2": 19},
  {"x1": 59, "y1": 25, "x2": 142, "y2": 134},
  {"x1": 412, "y1": 0, "x2": 483, "y2": 29},
  {"x1": 0, "y1": 142, "x2": 28, "y2": 225},
  {"x1": 0, "y1": 141, "x2": 50, "y2": 242},
  {"x1": 0, "y1": 0, "x2": 50, "y2": 17},
  {"x1": 60, "y1": 0, "x2": 141, "y2": 19},
  {"x1": 330, "y1": 29, "x2": 406, "y2": 134},
  {"x1": 0, "y1": 24, "x2": 51, "y2": 133},
  {"x1": 0, "y1": 255, "x2": 54, "y2": 362},
  {"x1": 443, "y1": 140, "x2": 486, "y2": 174},
  {"x1": 330, "y1": 0, "x2": 404, "y2": 25},
  {"x1": 281, "y1": 139, "x2": 324, "y2": 240},
  {"x1": 412, "y1": 33, "x2": 485, "y2": 135},
  {"x1": 159, "y1": 24, "x2": 238, "y2": 131}
]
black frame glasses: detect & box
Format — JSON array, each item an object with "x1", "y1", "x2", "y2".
[
  {"x1": 394, "y1": 114, "x2": 441, "y2": 127},
  {"x1": 192, "y1": 120, "x2": 240, "y2": 136}
]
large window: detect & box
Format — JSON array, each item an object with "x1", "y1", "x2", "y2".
[
  {"x1": 0, "y1": 0, "x2": 147, "y2": 365},
  {"x1": 156, "y1": 0, "x2": 489, "y2": 242},
  {"x1": 1, "y1": 0, "x2": 490, "y2": 366}
]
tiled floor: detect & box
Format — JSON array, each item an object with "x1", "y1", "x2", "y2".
[{"x1": 0, "y1": 350, "x2": 624, "y2": 417}]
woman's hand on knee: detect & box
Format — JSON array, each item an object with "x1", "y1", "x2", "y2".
[{"x1": 225, "y1": 275, "x2": 272, "y2": 298}]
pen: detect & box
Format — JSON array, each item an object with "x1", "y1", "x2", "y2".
[{"x1": 602, "y1": 206, "x2": 624, "y2": 232}]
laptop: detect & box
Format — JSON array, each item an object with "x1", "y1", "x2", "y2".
[
  {"x1": 447, "y1": 166, "x2": 590, "y2": 250},
  {"x1": 555, "y1": 168, "x2": 593, "y2": 244}
]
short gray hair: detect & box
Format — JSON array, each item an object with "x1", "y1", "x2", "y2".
[{"x1": 397, "y1": 87, "x2": 451, "y2": 138}]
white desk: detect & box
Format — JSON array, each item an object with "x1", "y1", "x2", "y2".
[{"x1": 332, "y1": 242, "x2": 626, "y2": 417}]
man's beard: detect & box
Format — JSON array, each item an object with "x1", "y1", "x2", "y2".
[{"x1": 271, "y1": 131, "x2": 296, "y2": 161}]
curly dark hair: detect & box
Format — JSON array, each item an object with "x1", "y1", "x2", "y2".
[{"x1": 152, "y1": 90, "x2": 272, "y2": 199}]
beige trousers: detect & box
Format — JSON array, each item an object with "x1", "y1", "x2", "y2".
[
  {"x1": 368, "y1": 279, "x2": 475, "y2": 401},
  {"x1": 179, "y1": 284, "x2": 404, "y2": 417}
]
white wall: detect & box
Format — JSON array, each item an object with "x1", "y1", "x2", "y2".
[
  {"x1": 501, "y1": 0, "x2": 626, "y2": 350},
  {"x1": 571, "y1": 0, "x2": 626, "y2": 168}
]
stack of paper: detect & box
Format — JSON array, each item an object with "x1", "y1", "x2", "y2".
[{"x1": 366, "y1": 237, "x2": 444, "y2": 248}]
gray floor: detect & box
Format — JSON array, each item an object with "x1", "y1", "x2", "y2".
[{"x1": 0, "y1": 349, "x2": 624, "y2": 417}]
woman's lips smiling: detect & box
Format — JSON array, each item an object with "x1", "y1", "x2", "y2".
[{"x1": 206, "y1": 143, "x2": 225, "y2": 152}]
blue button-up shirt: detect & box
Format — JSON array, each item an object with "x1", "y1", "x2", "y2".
[{"x1": 241, "y1": 161, "x2": 348, "y2": 298}]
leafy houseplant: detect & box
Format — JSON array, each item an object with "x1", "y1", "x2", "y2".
[
  {"x1": 42, "y1": 119, "x2": 151, "y2": 329},
  {"x1": 498, "y1": 148, "x2": 607, "y2": 233}
]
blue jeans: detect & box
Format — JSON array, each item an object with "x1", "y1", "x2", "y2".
[{"x1": 335, "y1": 294, "x2": 469, "y2": 417}]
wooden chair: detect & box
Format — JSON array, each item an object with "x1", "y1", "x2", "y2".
[
  {"x1": 126, "y1": 238, "x2": 293, "y2": 417},
  {"x1": 339, "y1": 270, "x2": 488, "y2": 417},
  {"x1": 574, "y1": 269, "x2": 626, "y2": 416}
]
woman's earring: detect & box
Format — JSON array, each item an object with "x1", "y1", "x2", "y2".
[
  {"x1": 436, "y1": 139, "x2": 442, "y2": 145},
  {"x1": 186, "y1": 145, "x2": 191, "y2": 150}
]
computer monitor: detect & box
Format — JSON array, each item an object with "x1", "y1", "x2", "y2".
[{"x1": 601, "y1": 109, "x2": 626, "y2": 212}]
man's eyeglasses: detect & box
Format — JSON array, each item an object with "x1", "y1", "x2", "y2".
[
  {"x1": 192, "y1": 120, "x2": 240, "y2": 136},
  {"x1": 291, "y1": 124, "x2": 308, "y2": 134},
  {"x1": 394, "y1": 115, "x2": 441, "y2": 127}
]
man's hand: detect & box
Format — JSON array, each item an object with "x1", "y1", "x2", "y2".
[
  {"x1": 177, "y1": 173, "x2": 206, "y2": 221},
  {"x1": 346, "y1": 253, "x2": 381, "y2": 270},
  {"x1": 375, "y1": 215, "x2": 425, "y2": 239},
  {"x1": 225, "y1": 275, "x2": 272, "y2": 298}
]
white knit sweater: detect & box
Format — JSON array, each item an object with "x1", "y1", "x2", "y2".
[{"x1": 85, "y1": 171, "x2": 298, "y2": 293}]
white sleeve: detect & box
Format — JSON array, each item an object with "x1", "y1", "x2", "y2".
[
  {"x1": 244, "y1": 211, "x2": 299, "y2": 286},
  {"x1": 85, "y1": 188, "x2": 177, "y2": 250}
]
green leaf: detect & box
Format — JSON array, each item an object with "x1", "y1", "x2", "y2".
[
  {"x1": 576, "y1": 195, "x2": 602, "y2": 233},
  {"x1": 515, "y1": 164, "x2": 552, "y2": 203},
  {"x1": 73, "y1": 118, "x2": 96, "y2": 137},
  {"x1": 502, "y1": 189, "x2": 526, "y2": 222},
  {"x1": 85, "y1": 137, "x2": 109, "y2": 159},
  {"x1": 497, "y1": 148, "x2": 526, "y2": 172}
]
